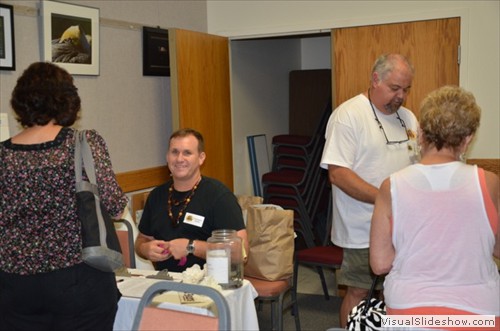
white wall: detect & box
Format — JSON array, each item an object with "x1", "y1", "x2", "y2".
[
  {"x1": 1, "y1": 1, "x2": 497, "y2": 196},
  {"x1": 230, "y1": 35, "x2": 331, "y2": 195},
  {"x1": 301, "y1": 36, "x2": 331, "y2": 70},
  {"x1": 0, "y1": 0, "x2": 208, "y2": 173},
  {"x1": 230, "y1": 38, "x2": 301, "y2": 195},
  {"x1": 208, "y1": 0, "x2": 500, "y2": 192}
]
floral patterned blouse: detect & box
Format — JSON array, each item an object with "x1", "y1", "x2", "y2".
[{"x1": 0, "y1": 128, "x2": 128, "y2": 275}]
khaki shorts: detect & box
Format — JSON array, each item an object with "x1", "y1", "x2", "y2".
[{"x1": 338, "y1": 247, "x2": 384, "y2": 290}]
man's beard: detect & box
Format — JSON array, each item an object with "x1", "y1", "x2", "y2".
[{"x1": 384, "y1": 99, "x2": 403, "y2": 114}]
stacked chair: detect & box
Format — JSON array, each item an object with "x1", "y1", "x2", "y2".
[
  {"x1": 261, "y1": 100, "x2": 344, "y2": 300},
  {"x1": 262, "y1": 100, "x2": 332, "y2": 249},
  {"x1": 293, "y1": 188, "x2": 343, "y2": 300}
]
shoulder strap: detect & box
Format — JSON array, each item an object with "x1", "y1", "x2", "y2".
[
  {"x1": 75, "y1": 130, "x2": 99, "y2": 195},
  {"x1": 75, "y1": 130, "x2": 83, "y2": 183}
]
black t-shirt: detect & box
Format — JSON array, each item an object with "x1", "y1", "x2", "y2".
[{"x1": 138, "y1": 176, "x2": 245, "y2": 272}]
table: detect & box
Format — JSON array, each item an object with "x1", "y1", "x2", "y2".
[{"x1": 113, "y1": 270, "x2": 260, "y2": 330}]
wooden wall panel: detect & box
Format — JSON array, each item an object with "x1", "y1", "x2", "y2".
[
  {"x1": 170, "y1": 29, "x2": 233, "y2": 190},
  {"x1": 115, "y1": 159, "x2": 498, "y2": 198},
  {"x1": 467, "y1": 159, "x2": 500, "y2": 177},
  {"x1": 116, "y1": 165, "x2": 169, "y2": 193},
  {"x1": 332, "y1": 18, "x2": 460, "y2": 117}
]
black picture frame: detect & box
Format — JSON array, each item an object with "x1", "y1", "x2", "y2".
[
  {"x1": 0, "y1": 3, "x2": 16, "y2": 71},
  {"x1": 143, "y1": 26, "x2": 170, "y2": 77}
]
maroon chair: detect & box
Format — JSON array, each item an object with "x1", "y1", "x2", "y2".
[
  {"x1": 293, "y1": 190, "x2": 343, "y2": 300},
  {"x1": 270, "y1": 100, "x2": 331, "y2": 171}
]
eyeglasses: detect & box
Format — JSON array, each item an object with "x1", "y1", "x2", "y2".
[{"x1": 368, "y1": 91, "x2": 410, "y2": 145}]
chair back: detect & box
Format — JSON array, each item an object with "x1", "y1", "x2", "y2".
[
  {"x1": 114, "y1": 219, "x2": 136, "y2": 268},
  {"x1": 132, "y1": 281, "x2": 230, "y2": 331}
]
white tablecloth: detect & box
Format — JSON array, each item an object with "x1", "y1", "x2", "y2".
[{"x1": 113, "y1": 271, "x2": 260, "y2": 331}]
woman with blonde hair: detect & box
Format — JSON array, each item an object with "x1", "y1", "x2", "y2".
[{"x1": 370, "y1": 85, "x2": 499, "y2": 330}]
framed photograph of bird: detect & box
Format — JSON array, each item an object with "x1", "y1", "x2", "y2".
[
  {"x1": 0, "y1": 3, "x2": 16, "y2": 71},
  {"x1": 42, "y1": 1, "x2": 99, "y2": 75},
  {"x1": 143, "y1": 26, "x2": 170, "y2": 77}
]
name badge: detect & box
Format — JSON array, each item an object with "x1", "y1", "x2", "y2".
[{"x1": 184, "y1": 212, "x2": 205, "y2": 228}]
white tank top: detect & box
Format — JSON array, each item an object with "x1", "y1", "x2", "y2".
[{"x1": 384, "y1": 162, "x2": 499, "y2": 315}]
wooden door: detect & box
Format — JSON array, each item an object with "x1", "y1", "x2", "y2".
[
  {"x1": 289, "y1": 69, "x2": 331, "y2": 136},
  {"x1": 332, "y1": 18, "x2": 460, "y2": 116},
  {"x1": 169, "y1": 29, "x2": 233, "y2": 190}
]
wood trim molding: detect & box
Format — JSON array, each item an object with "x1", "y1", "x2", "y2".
[
  {"x1": 115, "y1": 159, "x2": 498, "y2": 194},
  {"x1": 116, "y1": 166, "x2": 170, "y2": 193},
  {"x1": 467, "y1": 159, "x2": 500, "y2": 177}
]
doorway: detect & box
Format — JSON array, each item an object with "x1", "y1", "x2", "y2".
[{"x1": 230, "y1": 18, "x2": 460, "y2": 195}]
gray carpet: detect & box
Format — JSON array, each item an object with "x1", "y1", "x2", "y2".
[{"x1": 255, "y1": 293, "x2": 342, "y2": 331}]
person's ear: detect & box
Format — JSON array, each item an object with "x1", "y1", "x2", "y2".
[
  {"x1": 372, "y1": 72, "x2": 381, "y2": 86},
  {"x1": 199, "y1": 151, "x2": 206, "y2": 165},
  {"x1": 417, "y1": 127, "x2": 425, "y2": 146},
  {"x1": 464, "y1": 134, "x2": 474, "y2": 146}
]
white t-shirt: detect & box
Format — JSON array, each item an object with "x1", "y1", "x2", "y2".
[{"x1": 320, "y1": 93, "x2": 418, "y2": 248}]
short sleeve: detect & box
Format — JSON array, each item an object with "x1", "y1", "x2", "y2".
[{"x1": 85, "y1": 129, "x2": 128, "y2": 218}]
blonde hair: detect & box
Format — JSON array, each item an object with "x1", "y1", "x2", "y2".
[{"x1": 419, "y1": 85, "x2": 481, "y2": 151}]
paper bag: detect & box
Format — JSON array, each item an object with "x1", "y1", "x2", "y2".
[
  {"x1": 237, "y1": 195, "x2": 264, "y2": 225},
  {"x1": 244, "y1": 205, "x2": 294, "y2": 281}
]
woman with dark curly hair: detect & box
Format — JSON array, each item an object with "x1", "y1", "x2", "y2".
[
  {"x1": 370, "y1": 85, "x2": 499, "y2": 330},
  {"x1": 0, "y1": 62, "x2": 128, "y2": 330}
]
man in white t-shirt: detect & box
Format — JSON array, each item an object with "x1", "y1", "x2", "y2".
[{"x1": 320, "y1": 54, "x2": 419, "y2": 327}]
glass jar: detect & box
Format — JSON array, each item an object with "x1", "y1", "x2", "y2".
[{"x1": 206, "y1": 229, "x2": 243, "y2": 289}]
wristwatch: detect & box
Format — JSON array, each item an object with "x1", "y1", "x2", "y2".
[{"x1": 186, "y1": 239, "x2": 195, "y2": 255}]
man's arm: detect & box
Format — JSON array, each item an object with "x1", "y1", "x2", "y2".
[
  {"x1": 167, "y1": 229, "x2": 248, "y2": 262},
  {"x1": 328, "y1": 164, "x2": 379, "y2": 204},
  {"x1": 237, "y1": 229, "x2": 249, "y2": 262},
  {"x1": 135, "y1": 232, "x2": 170, "y2": 262}
]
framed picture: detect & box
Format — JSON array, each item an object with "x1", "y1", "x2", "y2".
[
  {"x1": 143, "y1": 26, "x2": 170, "y2": 76},
  {"x1": 0, "y1": 3, "x2": 15, "y2": 71},
  {"x1": 42, "y1": 0, "x2": 99, "y2": 75}
]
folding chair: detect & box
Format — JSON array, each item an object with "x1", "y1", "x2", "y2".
[
  {"x1": 293, "y1": 189, "x2": 343, "y2": 300},
  {"x1": 114, "y1": 219, "x2": 136, "y2": 268},
  {"x1": 131, "y1": 281, "x2": 230, "y2": 331},
  {"x1": 244, "y1": 204, "x2": 301, "y2": 331},
  {"x1": 271, "y1": 100, "x2": 331, "y2": 171}
]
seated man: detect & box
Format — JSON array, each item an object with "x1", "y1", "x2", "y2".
[{"x1": 135, "y1": 128, "x2": 248, "y2": 272}]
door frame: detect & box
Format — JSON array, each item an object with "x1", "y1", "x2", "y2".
[{"x1": 228, "y1": 8, "x2": 470, "y2": 87}]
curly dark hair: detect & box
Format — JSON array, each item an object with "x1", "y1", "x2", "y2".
[{"x1": 10, "y1": 62, "x2": 81, "y2": 127}]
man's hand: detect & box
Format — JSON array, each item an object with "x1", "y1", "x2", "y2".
[{"x1": 135, "y1": 234, "x2": 171, "y2": 262}]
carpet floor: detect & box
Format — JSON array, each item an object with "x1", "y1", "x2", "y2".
[{"x1": 255, "y1": 292, "x2": 342, "y2": 331}]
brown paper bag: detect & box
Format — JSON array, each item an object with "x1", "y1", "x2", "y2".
[
  {"x1": 244, "y1": 205, "x2": 294, "y2": 281},
  {"x1": 237, "y1": 195, "x2": 264, "y2": 210},
  {"x1": 236, "y1": 195, "x2": 264, "y2": 225}
]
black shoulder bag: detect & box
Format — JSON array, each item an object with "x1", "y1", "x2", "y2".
[{"x1": 75, "y1": 130, "x2": 123, "y2": 272}]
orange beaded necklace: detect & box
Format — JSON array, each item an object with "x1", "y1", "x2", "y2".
[{"x1": 167, "y1": 177, "x2": 201, "y2": 227}]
